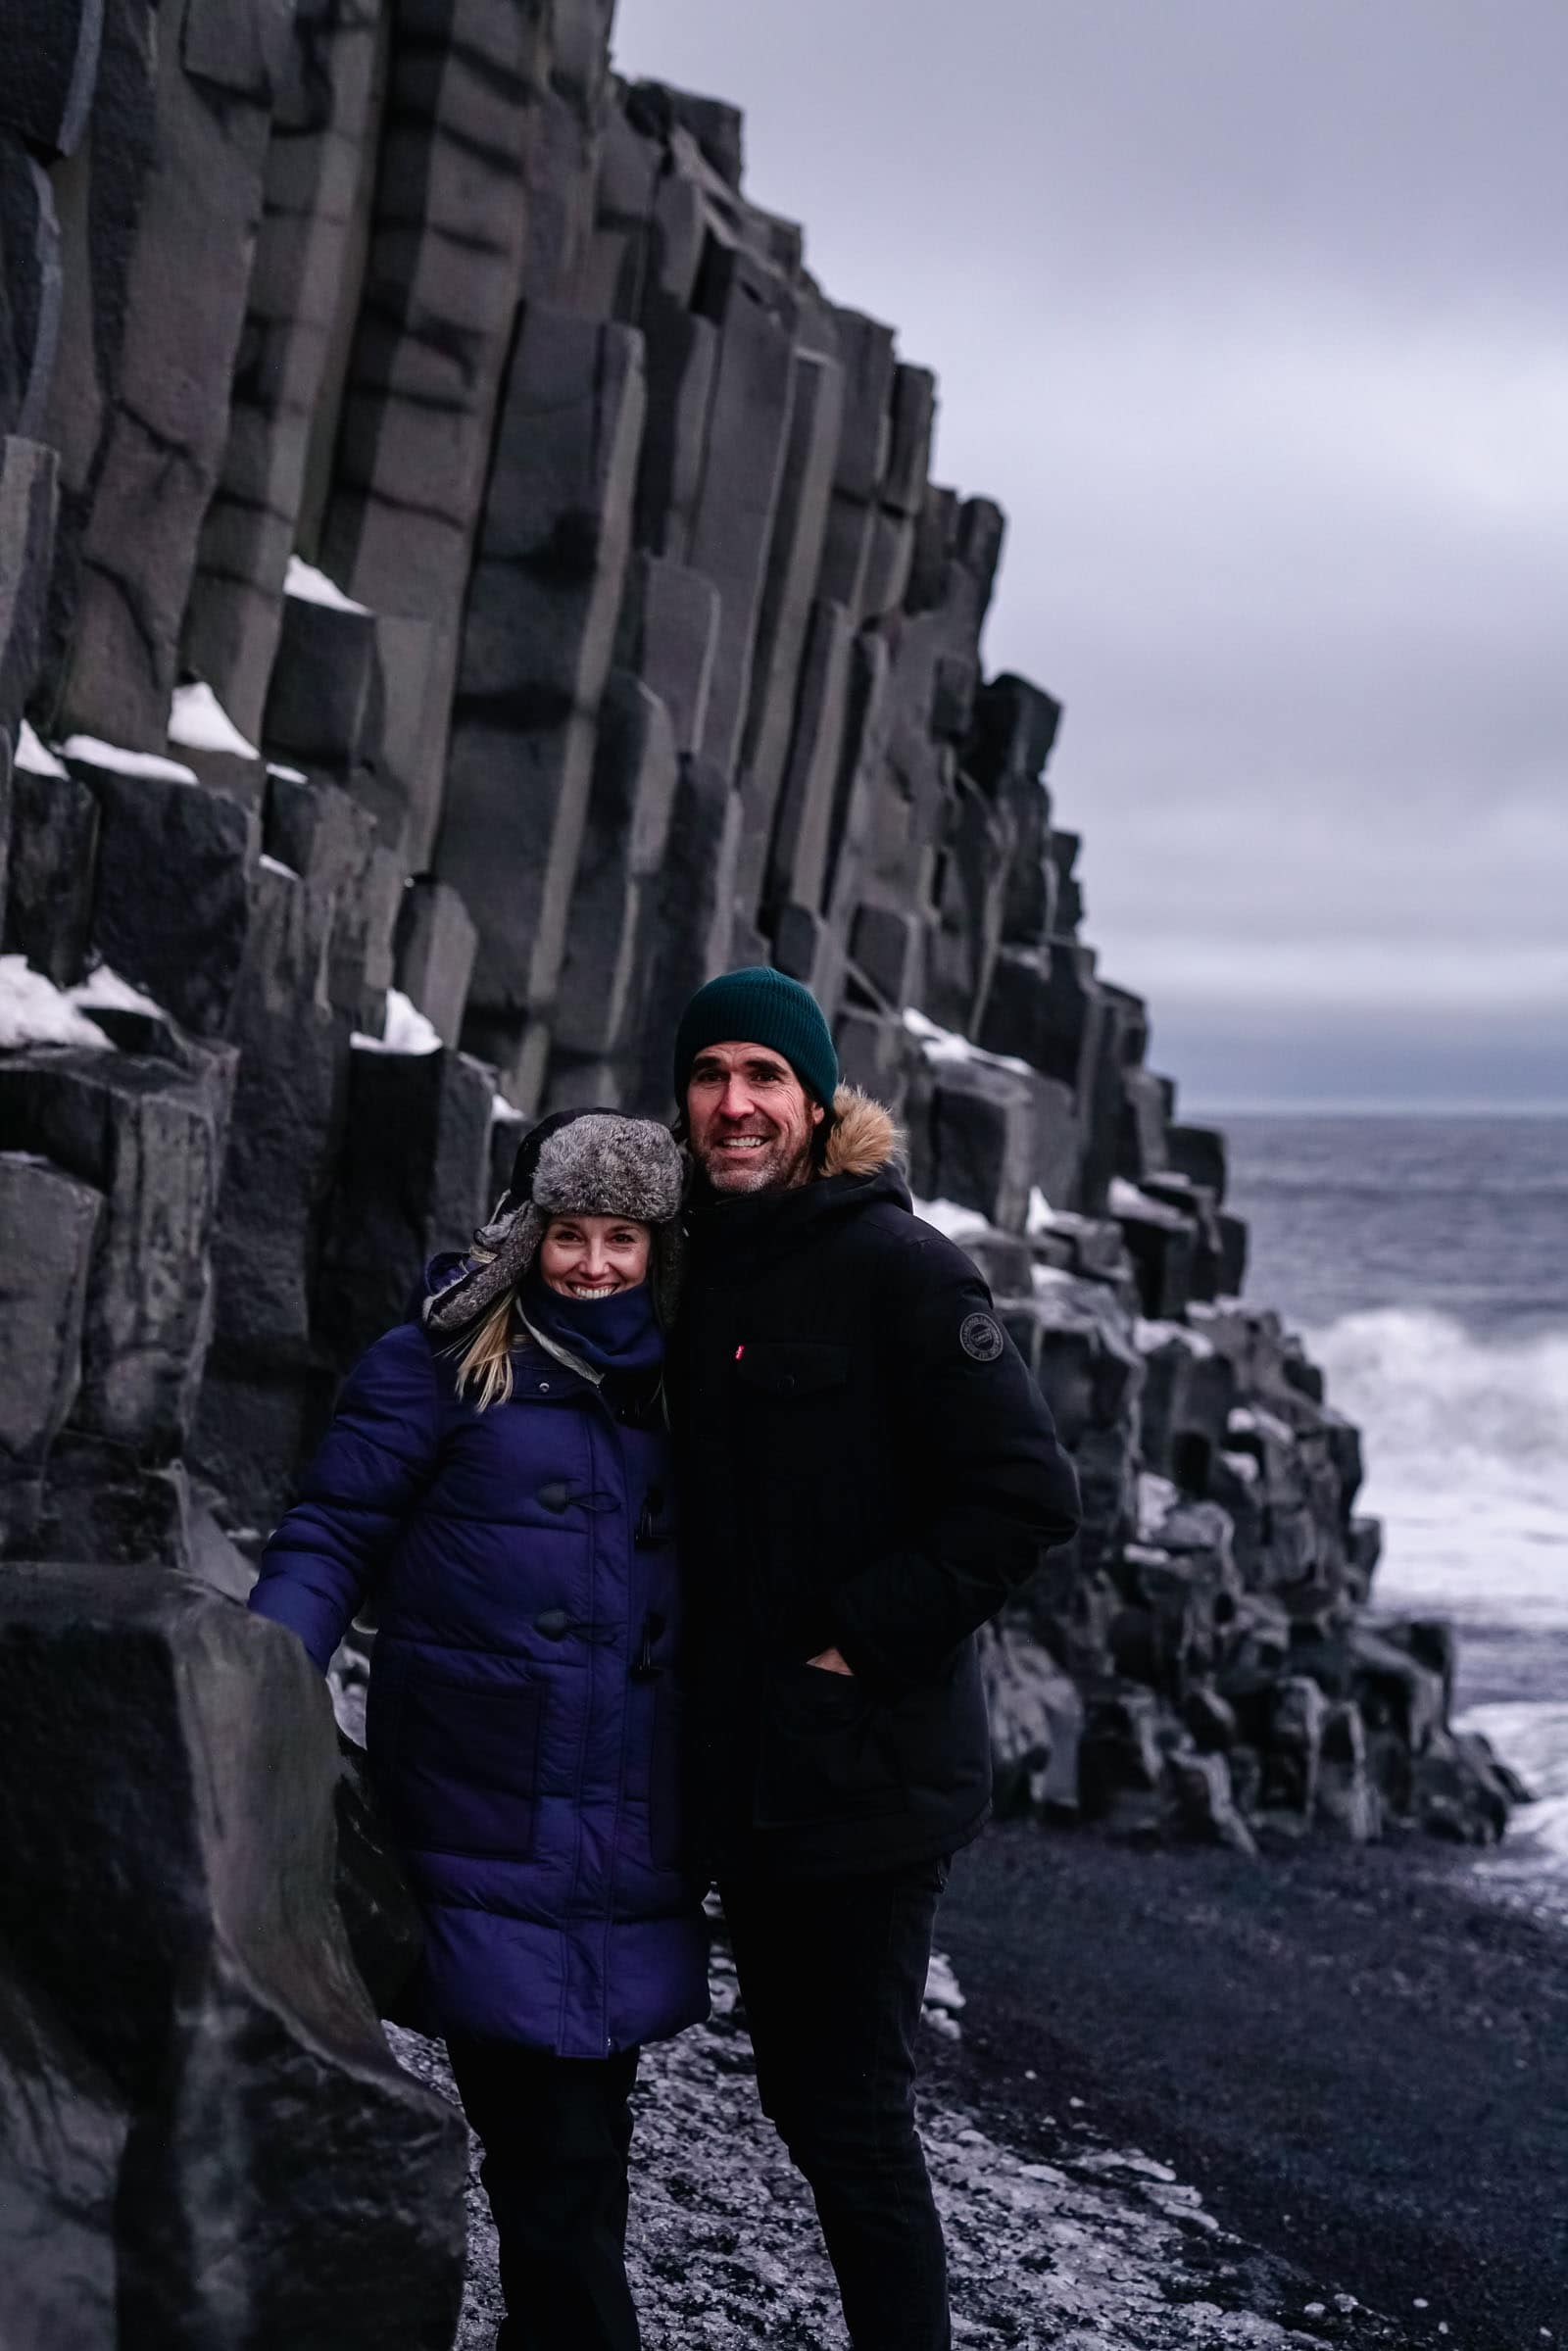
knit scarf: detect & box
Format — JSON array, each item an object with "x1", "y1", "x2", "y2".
[{"x1": 519, "y1": 1264, "x2": 664, "y2": 1387}]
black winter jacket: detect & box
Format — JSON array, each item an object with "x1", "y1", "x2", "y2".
[{"x1": 673, "y1": 1090, "x2": 1081, "y2": 1879}]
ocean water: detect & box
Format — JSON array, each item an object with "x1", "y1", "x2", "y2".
[{"x1": 1215, "y1": 1113, "x2": 1568, "y2": 1892}]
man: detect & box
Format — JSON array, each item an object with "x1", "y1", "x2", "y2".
[{"x1": 670, "y1": 965, "x2": 1081, "y2": 2351}]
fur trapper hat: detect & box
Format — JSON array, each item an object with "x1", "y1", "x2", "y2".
[{"x1": 424, "y1": 1108, "x2": 687, "y2": 1342}]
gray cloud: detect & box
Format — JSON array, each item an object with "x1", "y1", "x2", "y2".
[{"x1": 612, "y1": 0, "x2": 1568, "y2": 1105}]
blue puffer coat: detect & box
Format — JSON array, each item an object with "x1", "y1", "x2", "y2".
[{"x1": 249, "y1": 1287, "x2": 709, "y2": 2059}]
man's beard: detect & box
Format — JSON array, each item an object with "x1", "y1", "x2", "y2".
[{"x1": 699, "y1": 1125, "x2": 815, "y2": 1195}]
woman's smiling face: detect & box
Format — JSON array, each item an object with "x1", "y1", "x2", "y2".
[{"x1": 538, "y1": 1215, "x2": 651, "y2": 1299}]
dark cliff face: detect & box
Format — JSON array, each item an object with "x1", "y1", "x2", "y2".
[{"x1": 0, "y1": 0, "x2": 1517, "y2": 1856}]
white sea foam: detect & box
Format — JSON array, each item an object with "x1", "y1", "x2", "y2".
[
  {"x1": 1311, "y1": 1305, "x2": 1568, "y2": 1886},
  {"x1": 1310, "y1": 1305, "x2": 1568, "y2": 1632}
]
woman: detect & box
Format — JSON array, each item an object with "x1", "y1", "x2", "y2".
[{"x1": 250, "y1": 1108, "x2": 707, "y2": 2351}]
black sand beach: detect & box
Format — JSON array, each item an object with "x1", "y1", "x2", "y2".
[{"x1": 933, "y1": 1828, "x2": 1568, "y2": 2350}]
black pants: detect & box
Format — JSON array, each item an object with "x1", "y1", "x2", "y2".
[
  {"x1": 720, "y1": 1858, "x2": 952, "y2": 2351},
  {"x1": 445, "y1": 2038, "x2": 641, "y2": 2351}
]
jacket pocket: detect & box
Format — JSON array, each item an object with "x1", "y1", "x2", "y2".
[
  {"x1": 385, "y1": 1667, "x2": 544, "y2": 1861},
  {"x1": 754, "y1": 1658, "x2": 903, "y2": 1828}
]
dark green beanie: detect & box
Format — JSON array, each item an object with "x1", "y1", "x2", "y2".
[{"x1": 672, "y1": 966, "x2": 839, "y2": 1110}]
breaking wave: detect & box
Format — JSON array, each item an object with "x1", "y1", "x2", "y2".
[{"x1": 1306, "y1": 1306, "x2": 1568, "y2": 1634}]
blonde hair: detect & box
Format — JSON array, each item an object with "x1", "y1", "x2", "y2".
[{"x1": 450, "y1": 1290, "x2": 518, "y2": 1412}]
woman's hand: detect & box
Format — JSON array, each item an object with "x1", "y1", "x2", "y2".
[{"x1": 806, "y1": 1646, "x2": 855, "y2": 1676}]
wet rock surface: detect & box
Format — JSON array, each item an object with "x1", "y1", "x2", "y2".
[{"x1": 0, "y1": 1562, "x2": 466, "y2": 2348}]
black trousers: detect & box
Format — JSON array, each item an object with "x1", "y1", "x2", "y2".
[
  {"x1": 445, "y1": 2038, "x2": 642, "y2": 2351},
  {"x1": 720, "y1": 1858, "x2": 953, "y2": 2351}
]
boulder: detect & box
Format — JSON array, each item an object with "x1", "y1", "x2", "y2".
[
  {"x1": 261, "y1": 587, "x2": 378, "y2": 772},
  {"x1": 69, "y1": 754, "x2": 258, "y2": 1039},
  {"x1": 1051, "y1": 829, "x2": 1084, "y2": 934},
  {"x1": 1166, "y1": 1121, "x2": 1228, "y2": 1202},
  {"x1": 317, "y1": 1043, "x2": 494, "y2": 1364},
  {"x1": 1260, "y1": 1674, "x2": 1329, "y2": 1820},
  {"x1": 0, "y1": 1964, "x2": 125, "y2": 2350},
  {"x1": 1112, "y1": 1185, "x2": 1197, "y2": 1320},
  {"x1": 1078, "y1": 1686, "x2": 1169, "y2": 1837},
  {"x1": 977, "y1": 1617, "x2": 1084, "y2": 1817},
  {"x1": 0, "y1": 1151, "x2": 101, "y2": 1461},
  {"x1": 1009, "y1": 1270, "x2": 1142, "y2": 1448},
  {"x1": 1315, "y1": 1700, "x2": 1383, "y2": 1842},
  {"x1": 1170, "y1": 1749, "x2": 1257, "y2": 1855},
  {"x1": 0, "y1": 1562, "x2": 467, "y2": 2345},
  {"x1": 3, "y1": 759, "x2": 97, "y2": 984},
  {"x1": 626, "y1": 80, "x2": 744, "y2": 191},
  {"x1": 9, "y1": 1431, "x2": 191, "y2": 1569},
  {"x1": 0, "y1": 1044, "x2": 233, "y2": 1454}
]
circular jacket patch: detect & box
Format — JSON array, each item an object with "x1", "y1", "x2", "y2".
[{"x1": 959, "y1": 1312, "x2": 1004, "y2": 1363}]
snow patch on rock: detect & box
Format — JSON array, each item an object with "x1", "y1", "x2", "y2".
[
  {"x1": 69, "y1": 964, "x2": 164, "y2": 1018},
  {"x1": 912, "y1": 1195, "x2": 993, "y2": 1246},
  {"x1": 16, "y1": 719, "x2": 67, "y2": 778},
  {"x1": 286, "y1": 554, "x2": 368, "y2": 612},
  {"x1": 169, "y1": 681, "x2": 259, "y2": 760},
  {"x1": 352, "y1": 989, "x2": 443, "y2": 1056},
  {"x1": 61, "y1": 735, "x2": 198, "y2": 786},
  {"x1": 902, "y1": 1005, "x2": 1031, "y2": 1080},
  {"x1": 0, "y1": 956, "x2": 116, "y2": 1052}
]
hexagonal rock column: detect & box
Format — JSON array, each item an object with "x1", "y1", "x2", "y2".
[
  {"x1": 51, "y1": 0, "x2": 294, "y2": 752},
  {"x1": 0, "y1": 1562, "x2": 467, "y2": 2350},
  {"x1": 316, "y1": 1041, "x2": 495, "y2": 1366},
  {"x1": 184, "y1": 0, "x2": 387, "y2": 745},
  {"x1": 550, "y1": 669, "x2": 678, "y2": 1087},
  {"x1": 0, "y1": 1041, "x2": 234, "y2": 1458},
  {"x1": 65, "y1": 748, "x2": 259, "y2": 1040},
  {"x1": 438, "y1": 305, "x2": 644, "y2": 1110},
  {"x1": 318, "y1": 0, "x2": 554, "y2": 865},
  {"x1": 0, "y1": 144, "x2": 62, "y2": 443}
]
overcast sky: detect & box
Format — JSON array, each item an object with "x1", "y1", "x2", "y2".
[{"x1": 612, "y1": 0, "x2": 1566, "y2": 1111}]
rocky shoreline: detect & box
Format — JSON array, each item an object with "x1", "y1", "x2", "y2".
[
  {"x1": 393, "y1": 1927, "x2": 1423, "y2": 2351},
  {"x1": 941, "y1": 1826, "x2": 1568, "y2": 2351}
]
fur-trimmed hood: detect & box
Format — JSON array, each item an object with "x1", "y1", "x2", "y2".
[{"x1": 822, "y1": 1086, "x2": 906, "y2": 1181}]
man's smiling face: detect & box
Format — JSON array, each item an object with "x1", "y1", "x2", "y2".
[{"x1": 685, "y1": 1041, "x2": 826, "y2": 1195}]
